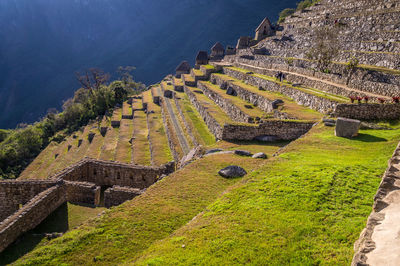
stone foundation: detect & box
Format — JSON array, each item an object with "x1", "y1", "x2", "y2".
[
  {"x1": 104, "y1": 186, "x2": 142, "y2": 208},
  {"x1": 335, "y1": 103, "x2": 400, "y2": 120},
  {"x1": 0, "y1": 184, "x2": 66, "y2": 253},
  {"x1": 65, "y1": 181, "x2": 101, "y2": 206}
]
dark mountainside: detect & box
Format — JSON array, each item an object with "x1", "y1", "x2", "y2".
[{"x1": 0, "y1": 0, "x2": 296, "y2": 128}]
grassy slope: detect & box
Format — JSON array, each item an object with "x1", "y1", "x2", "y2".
[
  {"x1": 174, "y1": 91, "x2": 216, "y2": 146},
  {"x1": 13, "y1": 141, "x2": 284, "y2": 265},
  {"x1": 115, "y1": 118, "x2": 134, "y2": 164},
  {"x1": 133, "y1": 125, "x2": 400, "y2": 265},
  {"x1": 144, "y1": 89, "x2": 173, "y2": 166},
  {"x1": 132, "y1": 105, "x2": 151, "y2": 165},
  {"x1": 0, "y1": 203, "x2": 105, "y2": 265}
]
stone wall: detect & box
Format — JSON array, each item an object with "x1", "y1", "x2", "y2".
[
  {"x1": 174, "y1": 96, "x2": 199, "y2": 146},
  {"x1": 335, "y1": 103, "x2": 400, "y2": 120},
  {"x1": 223, "y1": 67, "x2": 338, "y2": 114},
  {"x1": 184, "y1": 85, "x2": 224, "y2": 140},
  {"x1": 197, "y1": 81, "x2": 257, "y2": 123},
  {"x1": 0, "y1": 185, "x2": 66, "y2": 253},
  {"x1": 160, "y1": 96, "x2": 182, "y2": 163},
  {"x1": 222, "y1": 120, "x2": 315, "y2": 141},
  {"x1": 55, "y1": 158, "x2": 174, "y2": 189},
  {"x1": 352, "y1": 141, "x2": 400, "y2": 265},
  {"x1": 0, "y1": 180, "x2": 60, "y2": 221},
  {"x1": 104, "y1": 186, "x2": 142, "y2": 208},
  {"x1": 65, "y1": 181, "x2": 101, "y2": 206}
]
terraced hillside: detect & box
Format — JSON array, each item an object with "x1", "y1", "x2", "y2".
[{"x1": 1, "y1": 0, "x2": 400, "y2": 264}]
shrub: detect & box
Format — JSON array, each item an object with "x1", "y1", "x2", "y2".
[
  {"x1": 278, "y1": 8, "x2": 295, "y2": 23},
  {"x1": 378, "y1": 98, "x2": 386, "y2": 104},
  {"x1": 364, "y1": 96, "x2": 369, "y2": 103}
]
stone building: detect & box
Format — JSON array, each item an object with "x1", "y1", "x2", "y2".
[
  {"x1": 236, "y1": 36, "x2": 251, "y2": 49},
  {"x1": 175, "y1": 61, "x2": 191, "y2": 78},
  {"x1": 210, "y1": 42, "x2": 225, "y2": 60},
  {"x1": 195, "y1": 51, "x2": 209, "y2": 67},
  {"x1": 255, "y1": 17, "x2": 274, "y2": 41}
]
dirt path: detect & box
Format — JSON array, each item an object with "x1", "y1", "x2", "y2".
[{"x1": 156, "y1": 87, "x2": 191, "y2": 155}]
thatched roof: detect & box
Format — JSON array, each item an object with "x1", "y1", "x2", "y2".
[
  {"x1": 255, "y1": 17, "x2": 272, "y2": 32},
  {"x1": 176, "y1": 61, "x2": 191, "y2": 72},
  {"x1": 211, "y1": 42, "x2": 224, "y2": 52},
  {"x1": 196, "y1": 51, "x2": 208, "y2": 61}
]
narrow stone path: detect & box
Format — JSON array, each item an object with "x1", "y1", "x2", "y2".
[
  {"x1": 237, "y1": 62, "x2": 391, "y2": 100},
  {"x1": 156, "y1": 87, "x2": 191, "y2": 155}
]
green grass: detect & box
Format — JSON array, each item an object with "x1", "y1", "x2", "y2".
[
  {"x1": 213, "y1": 73, "x2": 322, "y2": 121},
  {"x1": 192, "y1": 69, "x2": 205, "y2": 77},
  {"x1": 199, "y1": 81, "x2": 266, "y2": 120},
  {"x1": 99, "y1": 126, "x2": 119, "y2": 161},
  {"x1": 145, "y1": 89, "x2": 173, "y2": 166},
  {"x1": 185, "y1": 85, "x2": 234, "y2": 127},
  {"x1": 203, "y1": 64, "x2": 216, "y2": 70},
  {"x1": 132, "y1": 101, "x2": 151, "y2": 165},
  {"x1": 161, "y1": 81, "x2": 174, "y2": 91},
  {"x1": 115, "y1": 119, "x2": 134, "y2": 164},
  {"x1": 13, "y1": 142, "x2": 284, "y2": 265},
  {"x1": 0, "y1": 203, "x2": 105, "y2": 265},
  {"x1": 227, "y1": 67, "x2": 348, "y2": 103},
  {"x1": 183, "y1": 74, "x2": 195, "y2": 83},
  {"x1": 133, "y1": 125, "x2": 400, "y2": 265},
  {"x1": 122, "y1": 101, "x2": 133, "y2": 117},
  {"x1": 173, "y1": 77, "x2": 184, "y2": 87},
  {"x1": 111, "y1": 108, "x2": 122, "y2": 121},
  {"x1": 174, "y1": 91, "x2": 216, "y2": 146}
]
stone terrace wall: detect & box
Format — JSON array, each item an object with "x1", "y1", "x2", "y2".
[
  {"x1": 335, "y1": 103, "x2": 400, "y2": 120},
  {"x1": 0, "y1": 180, "x2": 60, "y2": 221},
  {"x1": 104, "y1": 186, "x2": 142, "y2": 208},
  {"x1": 0, "y1": 185, "x2": 66, "y2": 253},
  {"x1": 222, "y1": 120, "x2": 315, "y2": 141},
  {"x1": 225, "y1": 55, "x2": 400, "y2": 97},
  {"x1": 184, "y1": 85, "x2": 224, "y2": 140},
  {"x1": 352, "y1": 142, "x2": 400, "y2": 265},
  {"x1": 197, "y1": 81, "x2": 257, "y2": 123},
  {"x1": 223, "y1": 67, "x2": 338, "y2": 114},
  {"x1": 55, "y1": 158, "x2": 174, "y2": 189},
  {"x1": 174, "y1": 96, "x2": 199, "y2": 146},
  {"x1": 65, "y1": 181, "x2": 101, "y2": 206}
]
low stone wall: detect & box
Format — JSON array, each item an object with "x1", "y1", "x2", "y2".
[
  {"x1": 104, "y1": 186, "x2": 142, "y2": 208},
  {"x1": 222, "y1": 120, "x2": 315, "y2": 141},
  {"x1": 160, "y1": 97, "x2": 182, "y2": 163},
  {"x1": 335, "y1": 103, "x2": 400, "y2": 120},
  {"x1": 223, "y1": 67, "x2": 338, "y2": 114},
  {"x1": 211, "y1": 73, "x2": 275, "y2": 113},
  {"x1": 174, "y1": 96, "x2": 199, "y2": 146},
  {"x1": 0, "y1": 185, "x2": 66, "y2": 253},
  {"x1": 199, "y1": 65, "x2": 217, "y2": 79},
  {"x1": 184, "y1": 85, "x2": 223, "y2": 140},
  {"x1": 65, "y1": 181, "x2": 100, "y2": 206},
  {"x1": 197, "y1": 81, "x2": 257, "y2": 123},
  {"x1": 352, "y1": 142, "x2": 400, "y2": 265},
  {"x1": 0, "y1": 180, "x2": 60, "y2": 221},
  {"x1": 54, "y1": 158, "x2": 174, "y2": 189}
]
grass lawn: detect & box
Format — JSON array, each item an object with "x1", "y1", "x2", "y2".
[
  {"x1": 214, "y1": 73, "x2": 322, "y2": 121},
  {"x1": 145, "y1": 89, "x2": 173, "y2": 166},
  {"x1": 115, "y1": 119, "x2": 134, "y2": 164},
  {"x1": 199, "y1": 81, "x2": 267, "y2": 120},
  {"x1": 12, "y1": 141, "x2": 284, "y2": 265},
  {"x1": 174, "y1": 91, "x2": 216, "y2": 146},
  {"x1": 0, "y1": 203, "x2": 105, "y2": 265},
  {"x1": 133, "y1": 125, "x2": 400, "y2": 265},
  {"x1": 98, "y1": 126, "x2": 119, "y2": 161},
  {"x1": 227, "y1": 67, "x2": 348, "y2": 103},
  {"x1": 185, "y1": 85, "x2": 234, "y2": 127},
  {"x1": 122, "y1": 101, "x2": 133, "y2": 117},
  {"x1": 132, "y1": 106, "x2": 151, "y2": 165}
]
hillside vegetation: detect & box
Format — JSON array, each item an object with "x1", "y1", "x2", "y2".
[{"x1": 10, "y1": 125, "x2": 400, "y2": 265}]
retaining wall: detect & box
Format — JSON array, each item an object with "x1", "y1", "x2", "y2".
[
  {"x1": 65, "y1": 181, "x2": 101, "y2": 206},
  {"x1": 0, "y1": 180, "x2": 60, "y2": 221},
  {"x1": 335, "y1": 103, "x2": 400, "y2": 120},
  {"x1": 0, "y1": 185, "x2": 66, "y2": 253},
  {"x1": 352, "y1": 142, "x2": 400, "y2": 265},
  {"x1": 223, "y1": 67, "x2": 338, "y2": 114},
  {"x1": 104, "y1": 186, "x2": 142, "y2": 208}
]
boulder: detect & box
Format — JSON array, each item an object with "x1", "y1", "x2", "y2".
[
  {"x1": 226, "y1": 87, "x2": 237, "y2": 96},
  {"x1": 252, "y1": 152, "x2": 267, "y2": 159},
  {"x1": 234, "y1": 150, "x2": 252, "y2": 157},
  {"x1": 164, "y1": 90, "x2": 173, "y2": 98},
  {"x1": 335, "y1": 117, "x2": 360, "y2": 138},
  {"x1": 218, "y1": 166, "x2": 247, "y2": 178},
  {"x1": 272, "y1": 99, "x2": 284, "y2": 109}
]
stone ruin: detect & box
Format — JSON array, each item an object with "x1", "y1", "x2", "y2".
[{"x1": 0, "y1": 158, "x2": 174, "y2": 252}]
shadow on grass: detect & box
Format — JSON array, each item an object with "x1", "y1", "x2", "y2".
[
  {"x1": 227, "y1": 140, "x2": 290, "y2": 148},
  {"x1": 0, "y1": 202, "x2": 69, "y2": 265},
  {"x1": 353, "y1": 133, "x2": 388, "y2": 142}
]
